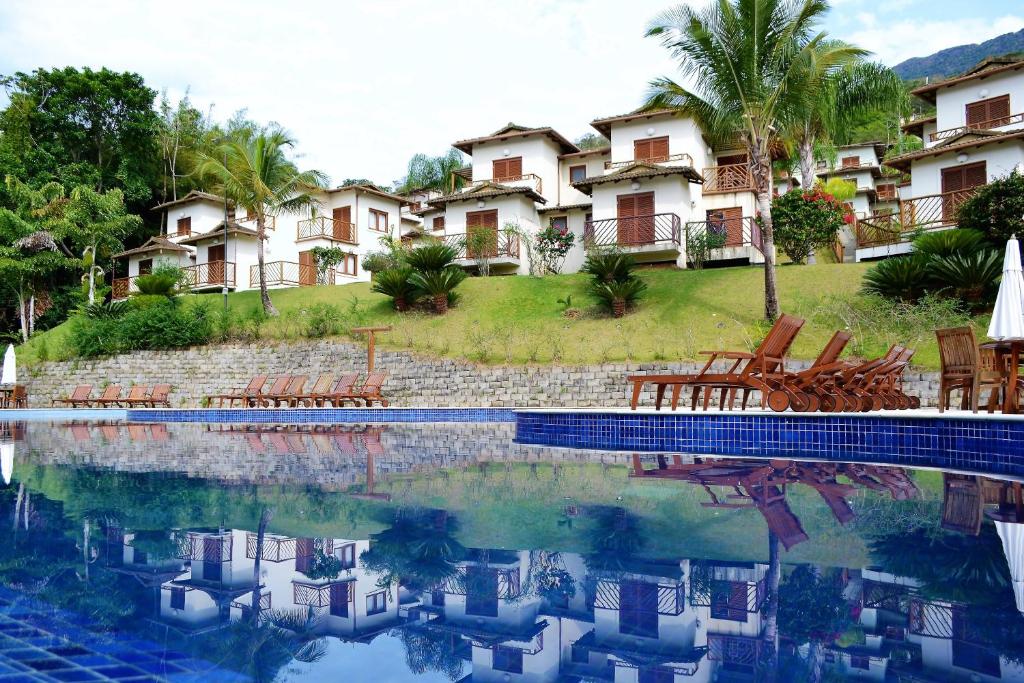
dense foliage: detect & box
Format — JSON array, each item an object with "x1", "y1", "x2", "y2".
[
  {"x1": 69, "y1": 297, "x2": 212, "y2": 357},
  {"x1": 582, "y1": 250, "x2": 646, "y2": 318},
  {"x1": 769, "y1": 188, "x2": 851, "y2": 264},
  {"x1": 534, "y1": 225, "x2": 575, "y2": 274},
  {"x1": 955, "y1": 171, "x2": 1024, "y2": 246}
]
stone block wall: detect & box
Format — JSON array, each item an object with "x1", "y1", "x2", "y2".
[{"x1": 22, "y1": 339, "x2": 942, "y2": 408}]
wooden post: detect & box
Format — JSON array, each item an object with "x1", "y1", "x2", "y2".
[{"x1": 351, "y1": 326, "x2": 392, "y2": 371}]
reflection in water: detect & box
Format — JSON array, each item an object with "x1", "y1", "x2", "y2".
[{"x1": 1, "y1": 420, "x2": 1024, "y2": 682}]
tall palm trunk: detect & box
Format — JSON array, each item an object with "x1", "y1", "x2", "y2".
[
  {"x1": 255, "y1": 215, "x2": 278, "y2": 316},
  {"x1": 798, "y1": 127, "x2": 816, "y2": 189},
  {"x1": 250, "y1": 507, "x2": 275, "y2": 625},
  {"x1": 762, "y1": 531, "x2": 782, "y2": 682},
  {"x1": 750, "y1": 139, "x2": 780, "y2": 321}
]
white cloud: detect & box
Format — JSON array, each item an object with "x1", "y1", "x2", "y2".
[{"x1": 847, "y1": 14, "x2": 1024, "y2": 65}]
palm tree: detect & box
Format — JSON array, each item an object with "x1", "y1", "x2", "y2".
[
  {"x1": 792, "y1": 51, "x2": 909, "y2": 186},
  {"x1": 644, "y1": 0, "x2": 862, "y2": 320},
  {"x1": 194, "y1": 126, "x2": 328, "y2": 316},
  {"x1": 394, "y1": 149, "x2": 467, "y2": 194}
]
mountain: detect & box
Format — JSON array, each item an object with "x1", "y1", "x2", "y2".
[{"x1": 893, "y1": 28, "x2": 1024, "y2": 80}]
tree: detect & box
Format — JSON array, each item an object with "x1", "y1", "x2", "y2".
[
  {"x1": 61, "y1": 186, "x2": 141, "y2": 304},
  {"x1": 645, "y1": 0, "x2": 862, "y2": 320},
  {"x1": 955, "y1": 170, "x2": 1024, "y2": 246},
  {"x1": 770, "y1": 187, "x2": 850, "y2": 264},
  {"x1": 790, "y1": 54, "x2": 908, "y2": 186},
  {"x1": 778, "y1": 565, "x2": 851, "y2": 683},
  {"x1": 394, "y1": 149, "x2": 466, "y2": 194},
  {"x1": 574, "y1": 132, "x2": 609, "y2": 150},
  {"x1": 194, "y1": 126, "x2": 328, "y2": 316},
  {"x1": 156, "y1": 90, "x2": 210, "y2": 204}
]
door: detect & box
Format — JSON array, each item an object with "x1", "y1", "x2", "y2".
[
  {"x1": 466, "y1": 210, "x2": 498, "y2": 258},
  {"x1": 619, "y1": 580, "x2": 659, "y2": 637},
  {"x1": 617, "y1": 192, "x2": 656, "y2": 246},
  {"x1": 706, "y1": 207, "x2": 744, "y2": 247},
  {"x1": 298, "y1": 250, "x2": 317, "y2": 286},
  {"x1": 940, "y1": 162, "x2": 986, "y2": 223},
  {"x1": 329, "y1": 582, "x2": 350, "y2": 618},
  {"x1": 333, "y1": 206, "x2": 352, "y2": 242},
  {"x1": 295, "y1": 538, "x2": 314, "y2": 573},
  {"x1": 207, "y1": 244, "x2": 225, "y2": 285},
  {"x1": 465, "y1": 566, "x2": 499, "y2": 617},
  {"x1": 711, "y1": 581, "x2": 749, "y2": 621}
]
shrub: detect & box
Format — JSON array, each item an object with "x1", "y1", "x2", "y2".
[
  {"x1": 590, "y1": 278, "x2": 647, "y2": 318},
  {"x1": 770, "y1": 187, "x2": 851, "y2": 264},
  {"x1": 134, "y1": 264, "x2": 184, "y2": 297},
  {"x1": 362, "y1": 250, "x2": 401, "y2": 274},
  {"x1": 929, "y1": 249, "x2": 1003, "y2": 306},
  {"x1": 861, "y1": 255, "x2": 931, "y2": 301},
  {"x1": 371, "y1": 267, "x2": 418, "y2": 311},
  {"x1": 409, "y1": 267, "x2": 466, "y2": 314},
  {"x1": 911, "y1": 228, "x2": 987, "y2": 258},
  {"x1": 304, "y1": 303, "x2": 342, "y2": 338},
  {"x1": 82, "y1": 300, "x2": 128, "y2": 319},
  {"x1": 405, "y1": 243, "x2": 458, "y2": 272},
  {"x1": 534, "y1": 225, "x2": 575, "y2": 274},
  {"x1": 955, "y1": 170, "x2": 1024, "y2": 245},
  {"x1": 581, "y1": 250, "x2": 637, "y2": 283},
  {"x1": 686, "y1": 225, "x2": 727, "y2": 270},
  {"x1": 69, "y1": 299, "x2": 212, "y2": 357}
]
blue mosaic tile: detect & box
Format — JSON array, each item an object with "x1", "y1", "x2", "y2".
[{"x1": 125, "y1": 407, "x2": 516, "y2": 424}]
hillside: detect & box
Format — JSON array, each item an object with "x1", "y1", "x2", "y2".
[
  {"x1": 20, "y1": 263, "x2": 979, "y2": 370},
  {"x1": 893, "y1": 28, "x2": 1024, "y2": 80}
]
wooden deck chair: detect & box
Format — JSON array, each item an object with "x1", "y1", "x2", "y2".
[
  {"x1": 266, "y1": 432, "x2": 291, "y2": 455},
  {"x1": 941, "y1": 473, "x2": 984, "y2": 536},
  {"x1": 320, "y1": 373, "x2": 361, "y2": 407},
  {"x1": 92, "y1": 385, "x2": 122, "y2": 407},
  {"x1": 772, "y1": 330, "x2": 853, "y2": 412},
  {"x1": 150, "y1": 423, "x2": 169, "y2": 441},
  {"x1": 100, "y1": 424, "x2": 120, "y2": 441},
  {"x1": 936, "y1": 327, "x2": 1004, "y2": 413},
  {"x1": 121, "y1": 386, "x2": 153, "y2": 408},
  {"x1": 52, "y1": 384, "x2": 93, "y2": 407},
  {"x1": 6, "y1": 385, "x2": 27, "y2": 408},
  {"x1": 820, "y1": 345, "x2": 904, "y2": 411},
  {"x1": 257, "y1": 376, "x2": 293, "y2": 407},
  {"x1": 206, "y1": 375, "x2": 268, "y2": 407},
  {"x1": 69, "y1": 423, "x2": 92, "y2": 441},
  {"x1": 627, "y1": 314, "x2": 805, "y2": 411},
  {"x1": 362, "y1": 428, "x2": 385, "y2": 456},
  {"x1": 127, "y1": 424, "x2": 149, "y2": 441},
  {"x1": 244, "y1": 432, "x2": 267, "y2": 453},
  {"x1": 333, "y1": 431, "x2": 358, "y2": 456},
  {"x1": 749, "y1": 484, "x2": 810, "y2": 550},
  {"x1": 276, "y1": 376, "x2": 308, "y2": 407},
  {"x1": 292, "y1": 374, "x2": 335, "y2": 407},
  {"x1": 147, "y1": 384, "x2": 172, "y2": 408},
  {"x1": 311, "y1": 434, "x2": 335, "y2": 455},
  {"x1": 337, "y1": 371, "x2": 389, "y2": 407},
  {"x1": 285, "y1": 433, "x2": 307, "y2": 453}
]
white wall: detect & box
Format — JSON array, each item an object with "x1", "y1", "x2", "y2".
[
  {"x1": 607, "y1": 114, "x2": 710, "y2": 172},
  {"x1": 934, "y1": 70, "x2": 1024, "y2": 133},
  {"x1": 558, "y1": 150, "x2": 608, "y2": 206},
  {"x1": 165, "y1": 201, "x2": 224, "y2": 240},
  {"x1": 471, "y1": 136, "x2": 562, "y2": 206},
  {"x1": 440, "y1": 194, "x2": 542, "y2": 275},
  {"x1": 540, "y1": 209, "x2": 589, "y2": 273},
  {"x1": 125, "y1": 250, "x2": 191, "y2": 278},
  {"x1": 909, "y1": 141, "x2": 1024, "y2": 197}
]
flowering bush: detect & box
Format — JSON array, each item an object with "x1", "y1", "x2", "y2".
[
  {"x1": 769, "y1": 188, "x2": 852, "y2": 264},
  {"x1": 534, "y1": 225, "x2": 575, "y2": 274}
]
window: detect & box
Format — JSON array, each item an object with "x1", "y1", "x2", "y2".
[
  {"x1": 634, "y1": 136, "x2": 669, "y2": 162},
  {"x1": 549, "y1": 216, "x2": 568, "y2": 234},
  {"x1": 841, "y1": 155, "x2": 860, "y2": 168},
  {"x1": 432, "y1": 216, "x2": 445, "y2": 232},
  {"x1": 337, "y1": 253, "x2": 358, "y2": 277},
  {"x1": 369, "y1": 208, "x2": 388, "y2": 232},
  {"x1": 339, "y1": 543, "x2": 356, "y2": 570},
  {"x1": 366, "y1": 590, "x2": 388, "y2": 616},
  {"x1": 170, "y1": 587, "x2": 185, "y2": 610},
  {"x1": 569, "y1": 164, "x2": 587, "y2": 183},
  {"x1": 138, "y1": 258, "x2": 153, "y2": 276},
  {"x1": 431, "y1": 589, "x2": 445, "y2": 607},
  {"x1": 966, "y1": 94, "x2": 1011, "y2": 128},
  {"x1": 710, "y1": 581, "x2": 749, "y2": 621},
  {"x1": 492, "y1": 157, "x2": 523, "y2": 181},
  {"x1": 492, "y1": 647, "x2": 523, "y2": 674},
  {"x1": 175, "y1": 216, "x2": 191, "y2": 236},
  {"x1": 850, "y1": 655, "x2": 870, "y2": 670},
  {"x1": 618, "y1": 581, "x2": 659, "y2": 638},
  {"x1": 330, "y1": 583, "x2": 350, "y2": 618},
  {"x1": 877, "y1": 183, "x2": 897, "y2": 200}
]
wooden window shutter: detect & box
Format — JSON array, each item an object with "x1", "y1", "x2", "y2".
[
  {"x1": 942, "y1": 166, "x2": 964, "y2": 192},
  {"x1": 650, "y1": 136, "x2": 669, "y2": 160},
  {"x1": 177, "y1": 216, "x2": 191, "y2": 236},
  {"x1": 492, "y1": 159, "x2": 506, "y2": 180},
  {"x1": 841, "y1": 156, "x2": 860, "y2": 168},
  {"x1": 964, "y1": 162, "x2": 987, "y2": 188},
  {"x1": 967, "y1": 95, "x2": 1010, "y2": 127},
  {"x1": 483, "y1": 210, "x2": 498, "y2": 228},
  {"x1": 637, "y1": 192, "x2": 655, "y2": 216},
  {"x1": 507, "y1": 157, "x2": 522, "y2": 178},
  {"x1": 633, "y1": 139, "x2": 651, "y2": 161},
  {"x1": 432, "y1": 216, "x2": 445, "y2": 230}
]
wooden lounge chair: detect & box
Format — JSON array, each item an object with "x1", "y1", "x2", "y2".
[
  {"x1": 627, "y1": 314, "x2": 805, "y2": 411},
  {"x1": 820, "y1": 345, "x2": 905, "y2": 412},
  {"x1": 120, "y1": 386, "x2": 153, "y2": 408},
  {"x1": 319, "y1": 373, "x2": 361, "y2": 407},
  {"x1": 337, "y1": 371, "x2": 389, "y2": 407},
  {"x1": 292, "y1": 374, "x2": 336, "y2": 407},
  {"x1": 256, "y1": 376, "x2": 293, "y2": 407},
  {"x1": 5, "y1": 385, "x2": 27, "y2": 409},
  {"x1": 92, "y1": 385, "x2": 122, "y2": 407},
  {"x1": 936, "y1": 326, "x2": 1005, "y2": 413},
  {"x1": 766, "y1": 330, "x2": 852, "y2": 412},
  {"x1": 275, "y1": 375, "x2": 308, "y2": 407},
  {"x1": 206, "y1": 375, "x2": 269, "y2": 408},
  {"x1": 146, "y1": 384, "x2": 172, "y2": 408},
  {"x1": 941, "y1": 473, "x2": 984, "y2": 536},
  {"x1": 52, "y1": 385, "x2": 93, "y2": 407}
]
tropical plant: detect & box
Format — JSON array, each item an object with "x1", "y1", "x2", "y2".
[
  {"x1": 193, "y1": 125, "x2": 328, "y2": 316},
  {"x1": 929, "y1": 249, "x2": 1003, "y2": 305},
  {"x1": 409, "y1": 268, "x2": 466, "y2": 314},
  {"x1": 534, "y1": 225, "x2": 575, "y2": 274},
  {"x1": 861, "y1": 255, "x2": 930, "y2": 301},
  {"x1": 133, "y1": 264, "x2": 183, "y2": 297},
  {"x1": 309, "y1": 246, "x2": 347, "y2": 284},
  {"x1": 591, "y1": 277, "x2": 648, "y2": 318},
  {"x1": 686, "y1": 224, "x2": 727, "y2": 270},
  {"x1": 581, "y1": 250, "x2": 637, "y2": 283},
  {"x1": 361, "y1": 250, "x2": 401, "y2": 275},
  {"x1": 955, "y1": 171, "x2": 1024, "y2": 246},
  {"x1": 394, "y1": 149, "x2": 467, "y2": 194},
  {"x1": 911, "y1": 228, "x2": 987, "y2": 258},
  {"x1": 371, "y1": 267, "x2": 418, "y2": 312},
  {"x1": 405, "y1": 243, "x2": 458, "y2": 273},
  {"x1": 645, "y1": 0, "x2": 864, "y2": 320},
  {"x1": 464, "y1": 229, "x2": 496, "y2": 276},
  {"x1": 818, "y1": 177, "x2": 856, "y2": 202},
  {"x1": 82, "y1": 299, "x2": 129, "y2": 319},
  {"x1": 770, "y1": 187, "x2": 851, "y2": 264}
]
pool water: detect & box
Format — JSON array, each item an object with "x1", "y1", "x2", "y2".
[{"x1": 1, "y1": 420, "x2": 1023, "y2": 682}]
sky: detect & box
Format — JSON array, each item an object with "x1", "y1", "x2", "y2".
[{"x1": 0, "y1": 0, "x2": 1021, "y2": 189}]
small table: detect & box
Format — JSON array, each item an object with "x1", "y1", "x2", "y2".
[{"x1": 980, "y1": 340, "x2": 1024, "y2": 413}]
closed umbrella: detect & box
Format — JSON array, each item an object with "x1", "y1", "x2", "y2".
[
  {"x1": 995, "y1": 520, "x2": 1024, "y2": 614},
  {"x1": 989, "y1": 235, "x2": 1024, "y2": 340},
  {"x1": 0, "y1": 344, "x2": 14, "y2": 385},
  {"x1": 0, "y1": 443, "x2": 11, "y2": 485}
]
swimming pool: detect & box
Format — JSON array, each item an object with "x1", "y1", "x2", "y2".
[{"x1": 1, "y1": 418, "x2": 1023, "y2": 682}]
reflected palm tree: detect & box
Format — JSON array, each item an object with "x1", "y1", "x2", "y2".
[
  {"x1": 582, "y1": 506, "x2": 645, "y2": 573},
  {"x1": 201, "y1": 608, "x2": 327, "y2": 683},
  {"x1": 359, "y1": 508, "x2": 466, "y2": 591},
  {"x1": 398, "y1": 626, "x2": 465, "y2": 681}
]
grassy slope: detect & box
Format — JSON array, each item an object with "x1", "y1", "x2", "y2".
[{"x1": 21, "y1": 262, "x2": 975, "y2": 369}]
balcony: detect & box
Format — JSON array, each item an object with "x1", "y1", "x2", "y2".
[
  {"x1": 111, "y1": 276, "x2": 139, "y2": 300},
  {"x1": 183, "y1": 261, "x2": 236, "y2": 290},
  {"x1": 701, "y1": 163, "x2": 755, "y2": 194},
  {"x1": 468, "y1": 173, "x2": 543, "y2": 195},
  {"x1": 440, "y1": 230, "x2": 521, "y2": 266},
  {"x1": 930, "y1": 111, "x2": 1024, "y2": 142},
  {"x1": 237, "y1": 214, "x2": 276, "y2": 231},
  {"x1": 251, "y1": 261, "x2": 345, "y2": 288},
  {"x1": 583, "y1": 213, "x2": 681, "y2": 256},
  {"x1": 853, "y1": 187, "x2": 981, "y2": 260},
  {"x1": 605, "y1": 153, "x2": 694, "y2": 170},
  {"x1": 297, "y1": 216, "x2": 357, "y2": 244},
  {"x1": 684, "y1": 217, "x2": 764, "y2": 255}
]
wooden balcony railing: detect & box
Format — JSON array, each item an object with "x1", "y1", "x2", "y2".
[
  {"x1": 469, "y1": 173, "x2": 543, "y2": 195},
  {"x1": 112, "y1": 276, "x2": 138, "y2": 300},
  {"x1": 297, "y1": 216, "x2": 357, "y2": 244},
  {"x1": 440, "y1": 230, "x2": 520, "y2": 260},
  {"x1": 605, "y1": 153, "x2": 694, "y2": 170},
  {"x1": 702, "y1": 163, "x2": 755, "y2": 193},
  {"x1": 251, "y1": 261, "x2": 339, "y2": 288},
  {"x1": 684, "y1": 216, "x2": 763, "y2": 254},
  {"x1": 593, "y1": 579, "x2": 685, "y2": 616},
  {"x1": 855, "y1": 186, "x2": 981, "y2": 250},
  {"x1": 176, "y1": 532, "x2": 233, "y2": 562},
  {"x1": 583, "y1": 213, "x2": 681, "y2": 250},
  {"x1": 182, "y1": 261, "x2": 235, "y2": 289},
  {"x1": 238, "y1": 214, "x2": 276, "y2": 231},
  {"x1": 930, "y1": 111, "x2": 1024, "y2": 142}
]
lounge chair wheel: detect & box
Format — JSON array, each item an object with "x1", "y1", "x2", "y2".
[
  {"x1": 805, "y1": 394, "x2": 821, "y2": 412},
  {"x1": 868, "y1": 396, "x2": 883, "y2": 412},
  {"x1": 819, "y1": 394, "x2": 836, "y2": 412},
  {"x1": 790, "y1": 392, "x2": 811, "y2": 412},
  {"x1": 909, "y1": 396, "x2": 921, "y2": 409},
  {"x1": 767, "y1": 389, "x2": 791, "y2": 412}
]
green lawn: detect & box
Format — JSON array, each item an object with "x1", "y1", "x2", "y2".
[{"x1": 21, "y1": 262, "x2": 980, "y2": 369}]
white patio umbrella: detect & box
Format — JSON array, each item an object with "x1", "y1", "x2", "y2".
[
  {"x1": 0, "y1": 344, "x2": 15, "y2": 385},
  {"x1": 0, "y1": 443, "x2": 11, "y2": 486},
  {"x1": 996, "y1": 520, "x2": 1024, "y2": 613},
  {"x1": 988, "y1": 235, "x2": 1024, "y2": 340}
]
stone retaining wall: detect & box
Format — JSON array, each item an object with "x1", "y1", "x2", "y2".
[{"x1": 23, "y1": 339, "x2": 942, "y2": 408}]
